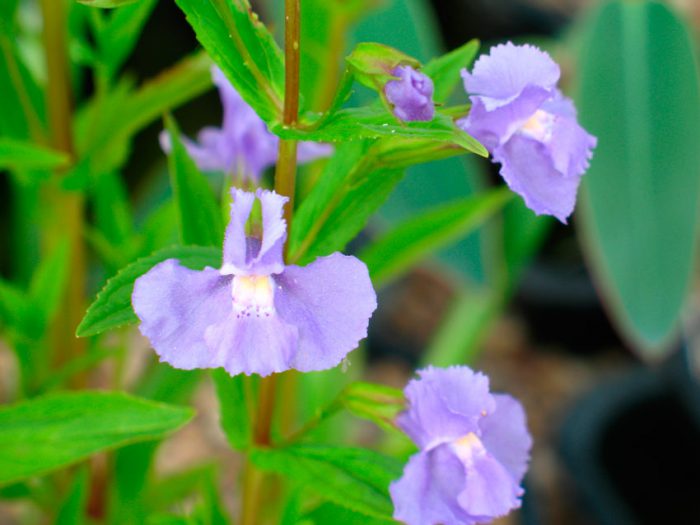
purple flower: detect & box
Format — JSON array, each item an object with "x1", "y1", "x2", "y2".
[
  {"x1": 384, "y1": 65, "x2": 435, "y2": 122},
  {"x1": 132, "y1": 189, "x2": 377, "y2": 377},
  {"x1": 160, "y1": 67, "x2": 332, "y2": 182},
  {"x1": 390, "y1": 366, "x2": 531, "y2": 525},
  {"x1": 458, "y1": 42, "x2": 597, "y2": 223}
]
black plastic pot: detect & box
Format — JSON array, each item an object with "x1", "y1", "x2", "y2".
[{"x1": 559, "y1": 347, "x2": 700, "y2": 525}]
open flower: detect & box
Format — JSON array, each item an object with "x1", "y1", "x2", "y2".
[
  {"x1": 384, "y1": 65, "x2": 435, "y2": 122},
  {"x1": 390, "y1": 366, "x2": 531, "y2": 525},
  {"x1": 458, "y1": 43, "x2": 597, "y2": 222},
  {"x1": 160, "y1": 67, "x2": 332, "y2": 182},
  {"x1": 132, "y1": 189, "x2": 376, "y2": 377}
]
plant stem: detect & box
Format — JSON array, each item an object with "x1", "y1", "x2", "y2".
[
  {"x1": 40, "y1": 0, "x2": 86, "y2": 386},
  {"x1": 240, "y1": 0, "x2": 302, "y2": 523}
]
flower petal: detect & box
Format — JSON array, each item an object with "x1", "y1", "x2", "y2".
[
  {"x1": 274, "y1": 253, "x2": 376, "y2": 372},
  {"x1": 397, "y1": 366, "x2": 496, "y2": 449},
  {"x1": 297, "y1": 141, "x2": 334, "y2": 164},
  {"x1": 222, "y1": 189, "x2": 256, "y2": 273},
  {"x1": 458, "y1": 86, "x2": 552, "y2": 151},
  {"x1": 253, "y1": 189, "x2": 287, "y2": 274},
  {"x1": 480, "y1": 394, "x2": 532, "y2": 482},
  {"x1": 462, "y1": 42, "x2": 560, "y2": 111},
  {"x1": 390, "y1": 448, "x2": 476, "y2": 525},
  {"x1": 132, "y1": 259, "x2": 230, "y2": 370},
  {"x1": 457, "y1": 449, "x2": 523, "y2": 519},
  {"x1": 385, "y1": 65, "x2": 435, "y2": 122},
  {"x1": 493, "y1": 133, "x2": 582, "y2": 223},
  {"x1": 203, "y1": 312, "x2": 299, "y2": 377}
]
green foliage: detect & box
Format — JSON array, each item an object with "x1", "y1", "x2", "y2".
[
  {"x1": 252, "y1": 445, "x2": 402, "y2": 519},
  {"x1": 423, "y1": 39, "x2": 479, "y2": 103},
  {"x1": 165, "y1": 115, "x2": 223, "y2": 247},
  {"x1": 78, "y1": 0, "x2": 143, "y2": 7},
  {"x1": 174, "y1": 0, "x2": 284, "y2": 123},
  {"x1": 0, "y1": 138, "x2": 69, "y2": 171},
  {"x1": 56, "y1": 468, "x2": 88, "y2": 525},
  {"x1": 577, "y1": 0, "x2": 700, "y2": 354},
  {"x1": 0, "y1": 392, "x2": 193, "y2": 485},
  {"x1": 340, "y1": 382, "x2": 404, "y2": 433},
  {"x1": 211, "y1": 370, "x2": 253, "y2": 450},
  {"x1": 76, "y1": 245, "x2": 221, "y2": 337},
  {"x1": 361, "y1": 188, "x2": 511, "y2": 287}
]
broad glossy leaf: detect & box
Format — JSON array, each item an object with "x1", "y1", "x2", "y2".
[
  {"x1": 165, "y1": 115, "x2": 223, "y2": 247},
  {"x1": 174, "y1": 0, "x2": 283, "y2": 123},
  {"x1": 577, "y1": 0, "x2": 700, "y2": 354},
  {"x1": 76, "y1": 245, "x2": 220, "y2": 337},
  {"x1": 251, "y1": 445, "x2": 401, "y2": 519},
  {"x1": 0, "y1": 138, "x2": 69, "y2": 170},
  {"x1": 0, "y1": 392, "x2": 193, "y2": 485},
  {"x1": 423, "y1": 39, "x2": 479, "y2": 103},
  {"x1": 360, "y1": 188, "x2": 511, "y2": 287}
]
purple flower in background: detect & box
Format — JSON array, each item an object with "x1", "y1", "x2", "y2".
[
  {"x1": 160, "y1": 67, "x2": 332, "y2": 182},
  {"x1": 132, "y1": 189, "x2": 376, "y2": 377},
  {"x1": 390, "y1": 366, "x2": 531, "y2": 525},
  {"x1": 384, "y1": 65, "x2": 435, "y2": 122},
  {"x1": 458, "y1": 43, "x2": 597, "y2": 222}
]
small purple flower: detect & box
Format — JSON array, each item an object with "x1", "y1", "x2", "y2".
[
  {"x1": 160, "y1": 67, "x2": 332, "y2": 182},
  {"x1": 390, "y1": 366, "x2": 531, "y2": 525},
  {"x1": 458, "y1": 42, "x2": 597, "y2": 223},
  {"x1": 132, "y1": 189, "x2": 376, "y2": 377},
  {"x1": 384, "y1": 65, "x2": 435, "y2": 122}
]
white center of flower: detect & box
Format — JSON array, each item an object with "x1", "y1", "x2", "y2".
[
  {"x1": 451, "y1": 432, "x2": 487, "y2": 467},
  {"x1": 520, "y1": 109, "x2": 555, "y2": 142},
  {"x1": 231, "y1": 275, "x2": 275, "y2": 318}
]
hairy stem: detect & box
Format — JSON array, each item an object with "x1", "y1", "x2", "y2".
[
  {"x1": 40, "y1": 0, "x2": 86, "y2": 387},
  {"x1": 240, "y1": 0, "x2": 302, "y2": 523}
]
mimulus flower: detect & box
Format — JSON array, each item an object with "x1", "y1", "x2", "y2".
[
  {"x1": 160, "y1": 67, "x2": 332, "y2": 182},
  {"x1": 384, "y1": 65, "x2": 435, "y2": 122},
  {"x1": 458, "y1": 42, "x2": 597, "y2": 222},
  {"x1": 132, "y1": 189, "x2": 376, "y2": 377},
  {"x1": 390, "y1": 366, "x2": 531, "y2": 525}
]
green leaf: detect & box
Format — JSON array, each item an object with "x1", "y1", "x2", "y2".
[
  {"x1": 576, "y1": 0, "x2": 700, "y2": 354},
  {"x1": 77, "y1": 0, "x2": 142, "y2": 8},
  {"x1": 165, "y1": 115, "x2": 223, "y2": 247},
  {"x1": 0, "y1": 391, "x2": 194, "y2": 485},
  {"x1": 341, "y1": 382, "x2": 404, "y2": 433},
  {"x1": 56, "y1": 468, "x2": 88, "y2": 525},
  {"x1": 423, "y1": 39, "x2": 479, "y2": 103},
  {"x1": 251, "y1": 445, "x2": 402, "y2": 519},
  {"x1": 0, "y1": 278, "x2": 31, "y2": 335},
  {"x1": 276, "y1": 108, "x2": 486, "y2": 156},
  {"x1": 0, "y1": 138, "x2": 69, "y2": 171},
  {"x1": 303, "y1": 502, "x2": 396, "y2": 525},
  {"x1": 76, "y1": 245, "x2": 221, "y2": 337},
  {"x1": 173, "y1": 0, "x2": 284, "y2": 123},
  {"x1": 96, "y1": 0, "x2": 158, "y2": 76},
  {"x1": 211, "y1": 370, "x2": 252, "y2": 450},
  {"x1": 78, "y1": 52, "x2": 212, "y2": 175},
  {"x1": 360, "y1": 188, "x2": 511, "y2": 287}
]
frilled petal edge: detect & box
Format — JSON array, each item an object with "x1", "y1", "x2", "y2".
[
  {"x1": 273, "y1": 253, "x2": 377, "y2": 372},
  {"x1": 132, "y1": 260, "x2": 230, "y2": 370}
]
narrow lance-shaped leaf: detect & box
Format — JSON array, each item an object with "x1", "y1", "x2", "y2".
[
  {"x1": 76, "y1": 245, "x2": 221, "y2": 337},
  {"x1": 576, "y1": 0, "x2": 700, "y2": 355},
  {"x1": 360, "y1": 188, "x2": 512, "y2": 287},
  {"x1": 0, "y1": 138, "x2": 69, "y2": 170},
  {"x1": 165, "y1": 114, "x2": 223, "y2": 247},
  {"x1": 77, "y1": 0, "x2": 142, "y2": 8},
  {"x1": 0, "y1": 392, "x2": 194, "y2": 485},
  {"x1": 174, "y1": 0, "x2": 284, "y2": 123}
]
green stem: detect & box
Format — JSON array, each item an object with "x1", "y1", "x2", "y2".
[
  {"x1": 40, "y1": 0, "x2": 86, "y2": 386},
  {"x1": 240, "y1": 0, "x2": 301, "y2": 522}
]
